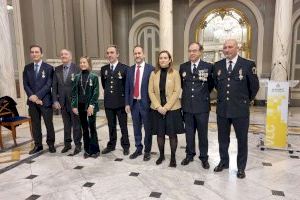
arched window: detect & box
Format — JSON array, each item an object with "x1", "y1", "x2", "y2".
[
  {"x1": 136, "y1": 25, "x2": 160, "y2": 65},
  {"x1": 291, "y1": 17, "x2": 300, "y2": 90},
  {"x1": 196, "y1": 8, "x2": 251, "y2": 62}
]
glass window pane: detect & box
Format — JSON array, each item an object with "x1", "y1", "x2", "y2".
[{"x1": 296, "y1": 44, "x2": 300, "y2": 64}]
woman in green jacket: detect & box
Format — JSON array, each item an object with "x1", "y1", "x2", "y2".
[{"x1": 71, "y1": 56, "x2": 100, "y2": 158}]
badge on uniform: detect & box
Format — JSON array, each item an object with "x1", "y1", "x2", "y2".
[
  {"x1": 105, "y1": 70, "x2": 108, "y2": 76},
  {"x1": 252, "y1": 67, "x2": 257, "y2": 75},
  {"x1": 42, "y1": 70, "x2": 46, "y2": 78},
  {"x1": 89, "y1": 79, "x2": 93, "y2": 86},
  {"x1": 239, "y1": 69, "x2": 244, "y2": 80},
  {"x1": 217, "y1": 69, "x2": 221, "y2": 76},
  {"x1": 118, "y1": 71, "x2": 122, "y2": 79},
  {"x1": 71, "y1": 73, "x2": 74, "y2": 81},
  {"x1": 182, "y1": 71, "x2": 186, "y2": 77},
  {"x1": 198, "y1": 69, "x2": 208, "y2": 81}
]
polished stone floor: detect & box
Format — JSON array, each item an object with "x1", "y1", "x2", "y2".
[{"x1": 0, "y1": 107, "x2": 300, "y2": 200}]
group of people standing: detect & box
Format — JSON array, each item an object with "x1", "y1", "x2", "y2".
[{"x1": 22, "y1": 39, "x2": 259, "y2": 179}]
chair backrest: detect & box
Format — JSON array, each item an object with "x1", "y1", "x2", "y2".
[{"x1": 0, "y1": 96, "x2": 19, "y2": 118}]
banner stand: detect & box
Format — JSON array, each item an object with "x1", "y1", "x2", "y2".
[{"x1": 257, "y1": 80, "x2": 299, "y2": 153}]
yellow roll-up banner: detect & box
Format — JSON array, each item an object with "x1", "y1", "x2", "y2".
[{"x1": 265, "y1": 81, "x2": 289, "y2": 148}]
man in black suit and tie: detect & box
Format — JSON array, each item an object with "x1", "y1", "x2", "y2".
[
  {"x1": 125, "y1": 46, "x2": 154, "y2": 161},
  {"x1": 52, "y1": 49, "x2": 82, "y2": 155},
  {"x1": 23, "y1": 45, "x2": 56, "y2": 154},
  {"x1": 100, "y1": 45, "x2": 130, "y2": 155},
  {"x1": 180, "y1": 42, "x2": 214, "y2": 169},
  {"x1": 213, "y1": 39, "x2": 259, "y2": 178}
]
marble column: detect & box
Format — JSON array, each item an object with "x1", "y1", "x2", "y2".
[
  {"x1": 0, "y1": 0, "x2": 17, "y2": 99},
  {"x1": 160, "y1": 0, "x2": 173, "y2": 56},
  {"x1": 271, "y1": 0, "x2": 293, "y2": 81}
]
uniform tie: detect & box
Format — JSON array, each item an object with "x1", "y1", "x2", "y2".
[{"x1": 228, "y1": 61, "x2": 233, "y2": 74}]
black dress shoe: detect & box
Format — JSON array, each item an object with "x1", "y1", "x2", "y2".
[
  {"x1": 83, "y1": 152, "x2": 90, "y2": 159},
  {"x1": 214, "y1": 163, "x2": 229, "y2": 172},
  {"x1": 169, "y1": 158, "x2": 177, "y2": 168},
  {"x1": 181, "y1": 157, "x2": 194, "y2": 166},
  {"x1": 123, "y1": 149, "x2": 129, "y2": 156},
  {"x1": 48, "y1": 145, "x2": 56, "y2": 153},
  {"x1": 73, "y1": 146, "x2": 81, "y2": 155},
  {"x1": 201, "y1": 160, "x2": 210, "y2": 169},
  {"x1": 29, "y1": 146, "x2": 43, "y2": 155},
  {"x1": 129, "y1": 150, "x2": 142, "y2": 159},
  {"x1": 156, "y1": 156, "x2": 165, "y2": 165},
  {"x1": 237, "y1": 169, "x2": 246, "y2": 179},
  {"x1": 61, "y1": 146, "x2": 71, "y2": 153},
  {"x1": 101, "y1": 147, "x2": 115, "y2": 154},
  {"x1": 143, "y1": 152, "x2": 151, "y2": 161},
  {"x1": 91, "y1": 152, "x2": 100, "y2": 158}
]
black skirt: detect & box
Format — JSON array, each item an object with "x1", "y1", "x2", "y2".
[{"x1": 151, "y1": 108, "x2": 185, "y2": 136}]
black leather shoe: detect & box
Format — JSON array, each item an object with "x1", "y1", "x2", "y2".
[
  {"x1": 169, "y1": 158, "x2": 177, "y2": 168},
  {"x1": 61, "y1": 146, "x2": 71, "y2": 153},
  {"x1": 91, "y1": 152, "x2": 100, "y2": 159},
  {"x1": 201, "y1": 160, "x2": 210, "y2": 169},
  {"x1": 156, "y1": 156, "x2": 165, "y2": 165},
  {"x1": 29, "y1": 146, "x2": 43, "y2": 155},
  {"x1": 73, "y1": 146, "x2": 81, "y2": 155},
  {"x1": 143, "y1": 152, "x2": 151, "y2": 161},
  {"x1": 83, "y1": 152, "x2": 90, "y2": 159},
  {"x1": 123, "y1": 149, "x2": 129, "y2": 156},
  {"x1": 181, "y1": 157, "x2": 194, "y2": 166},
  {"x1": 101, "y1": 148, "x2": 115, "y2": 154},
  {"x1": 237, "y1": 169, "x2": 246, "y2": 179},
  {"x1": 129, "y1": 150, "x2": 142, "y2": 159},
  {"x1": 214, "y1": 163, "x2": 229, "y2": 172},
  {"x1": 48, "y1": 145, "x2": 56, "y2": 153}
]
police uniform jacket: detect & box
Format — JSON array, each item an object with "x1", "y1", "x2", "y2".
[
  {"x1": 100, "y1": 62, "x2": 128, "y2": 109},
  {"x1": 213, "y1": 56, "x2": 259, "y2": 118},
  {"x1": 179, "y1": 60, "x2": 214, "y2": 114}
]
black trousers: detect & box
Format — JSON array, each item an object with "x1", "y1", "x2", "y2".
[
  {"x1": 105, "y1": 107, "x2": 130, "y2": 150},
  {"x1": 78, "y1": 103, "x2": 100, "y2": 155},
  {"x1": 28, "y1": 104, "x2": 55, "y2": 147},
  {"x1": 61, "y1": 107, "x2": 82, "y2": 147},
  {"x1": 184, "y1": 112, "x2": 209, "y2": 161},
  {"x1": 217, "y1": 115, "x2": 249, "y2": 170}
]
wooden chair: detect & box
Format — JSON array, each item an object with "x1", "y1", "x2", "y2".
[{"x1": 0, "y1": 98, "x2": 33, "y2": 149}]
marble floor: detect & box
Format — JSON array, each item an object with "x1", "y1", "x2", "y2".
[{"x1": 0, "y1": 107, "x2": 300, "y2": 200}]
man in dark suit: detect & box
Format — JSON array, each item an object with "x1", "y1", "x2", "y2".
[
  {"x1": 180, "y1": 42, "x2": 214, "y2": 169},
  {"x1": 23, "y1": 44, "x2": 56, "y2": 154},
  {"x1": 125, "y1": 46, "x2": 154, "y2": 161},
  {"x1": 213, "y1": 39, "x2": 259, "y2": 179},
  {"x1": 52, "y1": 49, "x2": 82, "y2": 155},
  {"x1": 100, "y1": 45, "x2": 130, "y2": 155}
]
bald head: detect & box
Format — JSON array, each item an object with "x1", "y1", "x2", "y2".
[
  {"x1": 60, "y1": 49, "x2": 72, "y2": 64},
  {"x1": 223, "y1": 39, "x2": 239, "y2": 60}
]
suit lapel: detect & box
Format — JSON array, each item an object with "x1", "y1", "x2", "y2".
[{"x1": 232, "y1": 56, "x2": 242, "y2": 75}]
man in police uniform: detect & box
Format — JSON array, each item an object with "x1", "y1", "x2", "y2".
[
  {"x1": 180, "y1": 42, "x2": 214, "y2": 169},
  {"x1": 100, "y1": 45, "x2": 130, "y2": 155},
  {"x1": 213, "y1": 39, "x2": 259, "y2": 179}
]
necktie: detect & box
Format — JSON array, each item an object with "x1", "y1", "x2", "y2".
[
  {"x1": 110, "y1": 64, "x2": 114, "y2": 72},
  {"x1": 34, "y1": 64, "x2": 39, "y2": 78},
  {"x1": 63, "y1": 65, "x2": 68, "y2": 82},
  {"x1": 133, "y1": 65, "x2": 140, "y2": 98},
  {"x1": 228, "y1": 61, "x2": 233, "y2": 74},
  {"x1": 192, "y1": 63, "x2": 197, "y2": 74}
]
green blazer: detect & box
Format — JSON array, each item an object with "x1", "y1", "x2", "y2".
[{"x1": 71, "y1": 72, "x2": 100, "y2": 112}]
